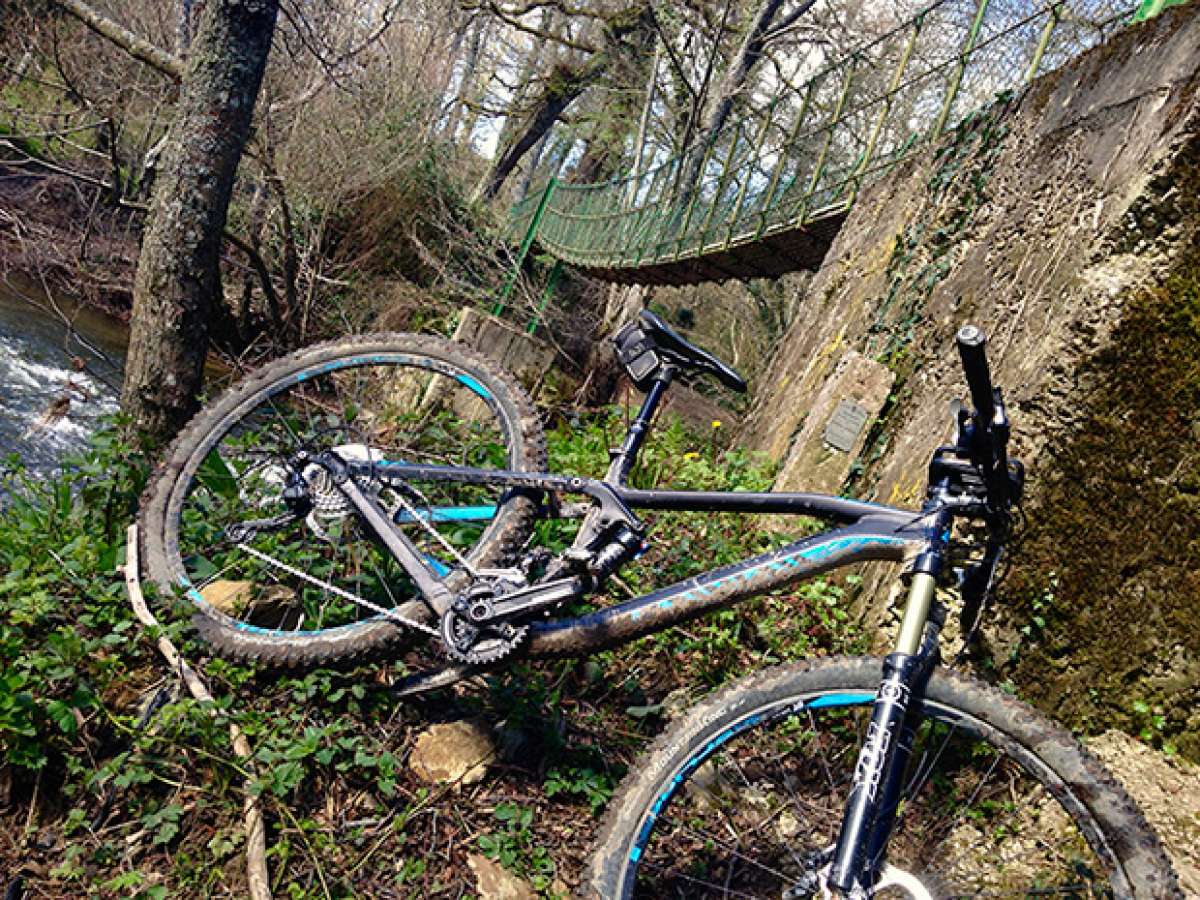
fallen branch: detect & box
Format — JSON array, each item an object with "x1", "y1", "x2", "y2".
[{"x1": 122, "y1": 524, "x2": 272, "y2": 900}]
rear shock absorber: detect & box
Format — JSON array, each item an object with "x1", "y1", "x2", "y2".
[{"x1": 588, "y1": 526, "x2": 647, "y2": 581}]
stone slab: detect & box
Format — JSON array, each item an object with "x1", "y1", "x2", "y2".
[
  {"x1": 775, "y1": 350, "x2": 894, "y2": 494},
  {"x1": 453, "y1": 306, "x2": 556, "y2": 395},
  {"x1": 388, "y1": 307, "x2": 557, "y2": 420}
]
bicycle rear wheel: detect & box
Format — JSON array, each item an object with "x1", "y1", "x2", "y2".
[
  {"x1": 586, "y1": 657, "x2": 1178, "y2": 899},
  {"x1": 139, "y1": 333, "x2": 545, "y2": 669}
]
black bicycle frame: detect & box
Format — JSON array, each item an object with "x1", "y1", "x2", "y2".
[{"x1": 324, "y1": 368, "x2": 954, "y2": 895}]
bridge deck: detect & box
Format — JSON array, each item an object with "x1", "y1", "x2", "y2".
[
  {"x1": 504, "y1": 0, "x2": 1142, "y2": 288},
  {"x1": 574, "y1": 210, "x2": 848, "y2": 286}
]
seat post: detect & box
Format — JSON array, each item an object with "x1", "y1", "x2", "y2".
[{"x1": 606, "y1": 366, "x2": 676, "y2": 485}]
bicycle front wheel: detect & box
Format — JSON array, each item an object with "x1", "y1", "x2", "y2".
[
  {"x1": 586, "y1": 657, "x2": 1178, "y2": 899},
  {"x1": 139, "y1": 332, "x2": 546, "y2": 669}
]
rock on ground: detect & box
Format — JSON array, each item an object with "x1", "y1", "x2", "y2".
[
  {"x1": 407, "y1": 720, "x2": 495, "y2": 787},
  {"x1": 466, "y1": 853, "x2": 537, "y2": 900},
  {"x1": 1088, "y1": 730, "x2": 1200, "y2": 896}
]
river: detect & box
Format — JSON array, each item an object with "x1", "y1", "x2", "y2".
[{"x1": 0, "y1": 279, "x2": 127, "y2": 474}]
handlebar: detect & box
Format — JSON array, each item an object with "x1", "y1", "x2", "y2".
[
  {"x1": 950, "y1": 328, "x2": 1017, "y2": 518},
  {"x1": 955, "y1": 325, "x2": 995, "y2": 428},
  {"x1": 932, "y1": 324, "x2": 1023, "y2": 519}
]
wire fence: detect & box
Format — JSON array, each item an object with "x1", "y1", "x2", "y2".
[{"x1": 507, "y1": 0, "x2": 1140, "y2": 276}]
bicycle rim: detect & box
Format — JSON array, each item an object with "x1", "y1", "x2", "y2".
[
  {"x1": 610, "y1": 672, "x2": 1134, "y2": 897},
  {"x1": 159, "y1": 348, "x2": 531, "y2": 643}
]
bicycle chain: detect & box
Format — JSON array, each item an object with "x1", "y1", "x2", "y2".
[
  {"x1": 363, "y1": 468, "x2": 537, "y2": 662},
  {"x1": 381, "y1": 476, "x2": 478, "y2": 576},
  {"x1": 235, "y1": 542, "x2": 439, "y2": 637},
  {"x1": 233, "y1": 465, "x2": 553, "y2": 654}
]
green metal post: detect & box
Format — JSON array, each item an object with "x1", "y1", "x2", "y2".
[
  {"x1": 757, "y1": 78, "x2": 816, "y2": 239},
  {"x1": 527, "y1": 259, "x2": 563, "y2": 334},
  {"x1": 1132, "y1": 0, "x2": 1190, "y2": 21},
  {"x1": 725, "y1": 100, "x2": 779, "y2": 247},
  {"x1": 1025, "y1": 4, "x2": 1061, "y2": 83},
  {"x1": 571, "y1": 188, "x2": 595, "y2": 258},
  {"x1": 802, "y1": 55, "x2": 858, "y2": 220},
  {"x1": 630, "y1": 161, "x2": 670, "y2": 266},
  {"x1": 931, "y1": 0, "x2": 991, "y2": 138},
  {"x1": 846, "y1": 15, "x2": 923, "y2": 200},
  {"x1": 616, "y1": 168, "x2": 649, "y2": 258},
  {"x1": 495, "y1": 177, "x2": 558, "y2": 317},
  {"x1": 602, "y1": 182, "x2": 627, "y2": 256},
  {"x1": 697, "y1": 123, "x2": 745, "y2": 246},
  {"x1": 669, "y1": 137, "x2": 717, "y2": 259}
]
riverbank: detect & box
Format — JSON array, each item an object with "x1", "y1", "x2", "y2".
[{"x1": 0, "y1": 162, "x2": 139, "y2": 322}]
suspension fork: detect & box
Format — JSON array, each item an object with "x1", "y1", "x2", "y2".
[{"x1": 826, "y1": 521, "x2": 948, "y2": 894}]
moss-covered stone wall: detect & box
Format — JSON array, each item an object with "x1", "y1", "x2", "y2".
[
  {"x1": 1005, "y1": 235, "x2": 1200, "y2": 759},
  {"x1": 744, "y1": 6, "x2": 1200, "y2": 759}
]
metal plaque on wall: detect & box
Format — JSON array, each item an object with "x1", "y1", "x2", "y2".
[{"x1": 824, "y1": 400, "x2": 870, "y2": 453}]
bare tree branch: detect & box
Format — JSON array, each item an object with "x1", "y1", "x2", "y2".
[{"x1": 52, "y1": 0, "x2": 183, "y2": 80}]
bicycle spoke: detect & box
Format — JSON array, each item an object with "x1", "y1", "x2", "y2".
[{"x1": 620, "y1": 684, "x2": 1130, "y2": 899}]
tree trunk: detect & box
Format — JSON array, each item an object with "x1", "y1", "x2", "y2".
[
  {"x1": 673, "y1": 0, "x2": 816, "y2": 215},
  {"x1": 120, "y1": 0, "x2": 279, "y2": 446},
  {"x1": 473, "y1": 61, "x2": 592, "y2": 203},
  {"x1": 473, "y1": 5, "x2": 653, "y2": 204},
  {"x1": 426, "y1": 8, "x2": 469, "y2": 139},
  {"x1": 457, "y1": 20, "x2": 496, "y2": 145},
  {"x1": 442, "y1": 15, "x2": 485, "y2": 140},
  {"x1": 626, "y1": 41, "x2": 661, "y2": 205},
  {"x1": 494, "y1": 10, "x2": 554, "y2": 157},
  {"x1": 518, "y1": 130, "x2": 550, "y2": 199},
  {"x1": 571, "y1": 24, "x2": 656, "y2": 188},
  {"x1": 699, "y1": 0, "x2": 816, "y2": 143}
]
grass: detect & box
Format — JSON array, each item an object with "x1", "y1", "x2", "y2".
[{"x1": 0, "y1": 408, "x2": 864, "y2": 897}]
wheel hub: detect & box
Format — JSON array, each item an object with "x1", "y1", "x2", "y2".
[{"x1": 785, "y1": 852, "x2": 936, "y2": 900}]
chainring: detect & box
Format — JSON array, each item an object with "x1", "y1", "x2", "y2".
[{"x1": 439, "y1": 607, "x2": 528, "y2": 666}]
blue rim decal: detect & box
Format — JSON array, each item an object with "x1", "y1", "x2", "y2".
[
  {"x1": 456, "y1": 373, "x2": 492, "y2": 399},
  {"x1": 808, "y1": 691, "x2": 874, "y2": 708},
  {"x1": 394, "y1": 505, "x2": 498, "y2": 523},
  {"x1": 292, "y1": 353, "x2": 467, "y2": 385},
  {"x1": 181, "y1": 575, "x2": 387, "y2": 636},
  {"x1": 627, "y1": 691, "x2": 876, "y2": 865}
]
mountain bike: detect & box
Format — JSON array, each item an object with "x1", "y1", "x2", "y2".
[{"x1": 138, "y1": 311, "x2": 1179, "y2": 897}]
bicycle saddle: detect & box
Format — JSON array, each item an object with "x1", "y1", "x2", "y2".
[{"x1": 616, "y1": 310, "x2": 748, "y2": 393}]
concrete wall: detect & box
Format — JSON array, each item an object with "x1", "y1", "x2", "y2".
[{"x1": 743, "y1": 8, "x2": 1200, "y2": 757}]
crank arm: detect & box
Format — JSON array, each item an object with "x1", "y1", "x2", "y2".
[
  {"x1": 488, "y1": 577, "x2": 585, "y2": 620},
  {"x1": 394, "y1": 662, "x2": 486, "y2": 697}
]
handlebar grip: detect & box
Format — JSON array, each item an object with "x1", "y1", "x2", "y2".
[{"x1": 956, "y1": 325, "x2": 995, "y2": 425}]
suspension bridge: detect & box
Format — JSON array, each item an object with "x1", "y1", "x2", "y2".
[{"x1": 503, "y1": 0, "x2": 1186, "y2": 293}]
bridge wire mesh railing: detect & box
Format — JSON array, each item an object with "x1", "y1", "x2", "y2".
[{"x1": 506, "y1": 0, "x2": 1137, "y2": 274}]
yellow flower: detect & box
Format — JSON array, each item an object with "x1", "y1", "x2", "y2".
[{"x1": 711, "y1": 419, "x2": 723, "y2": 429}]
